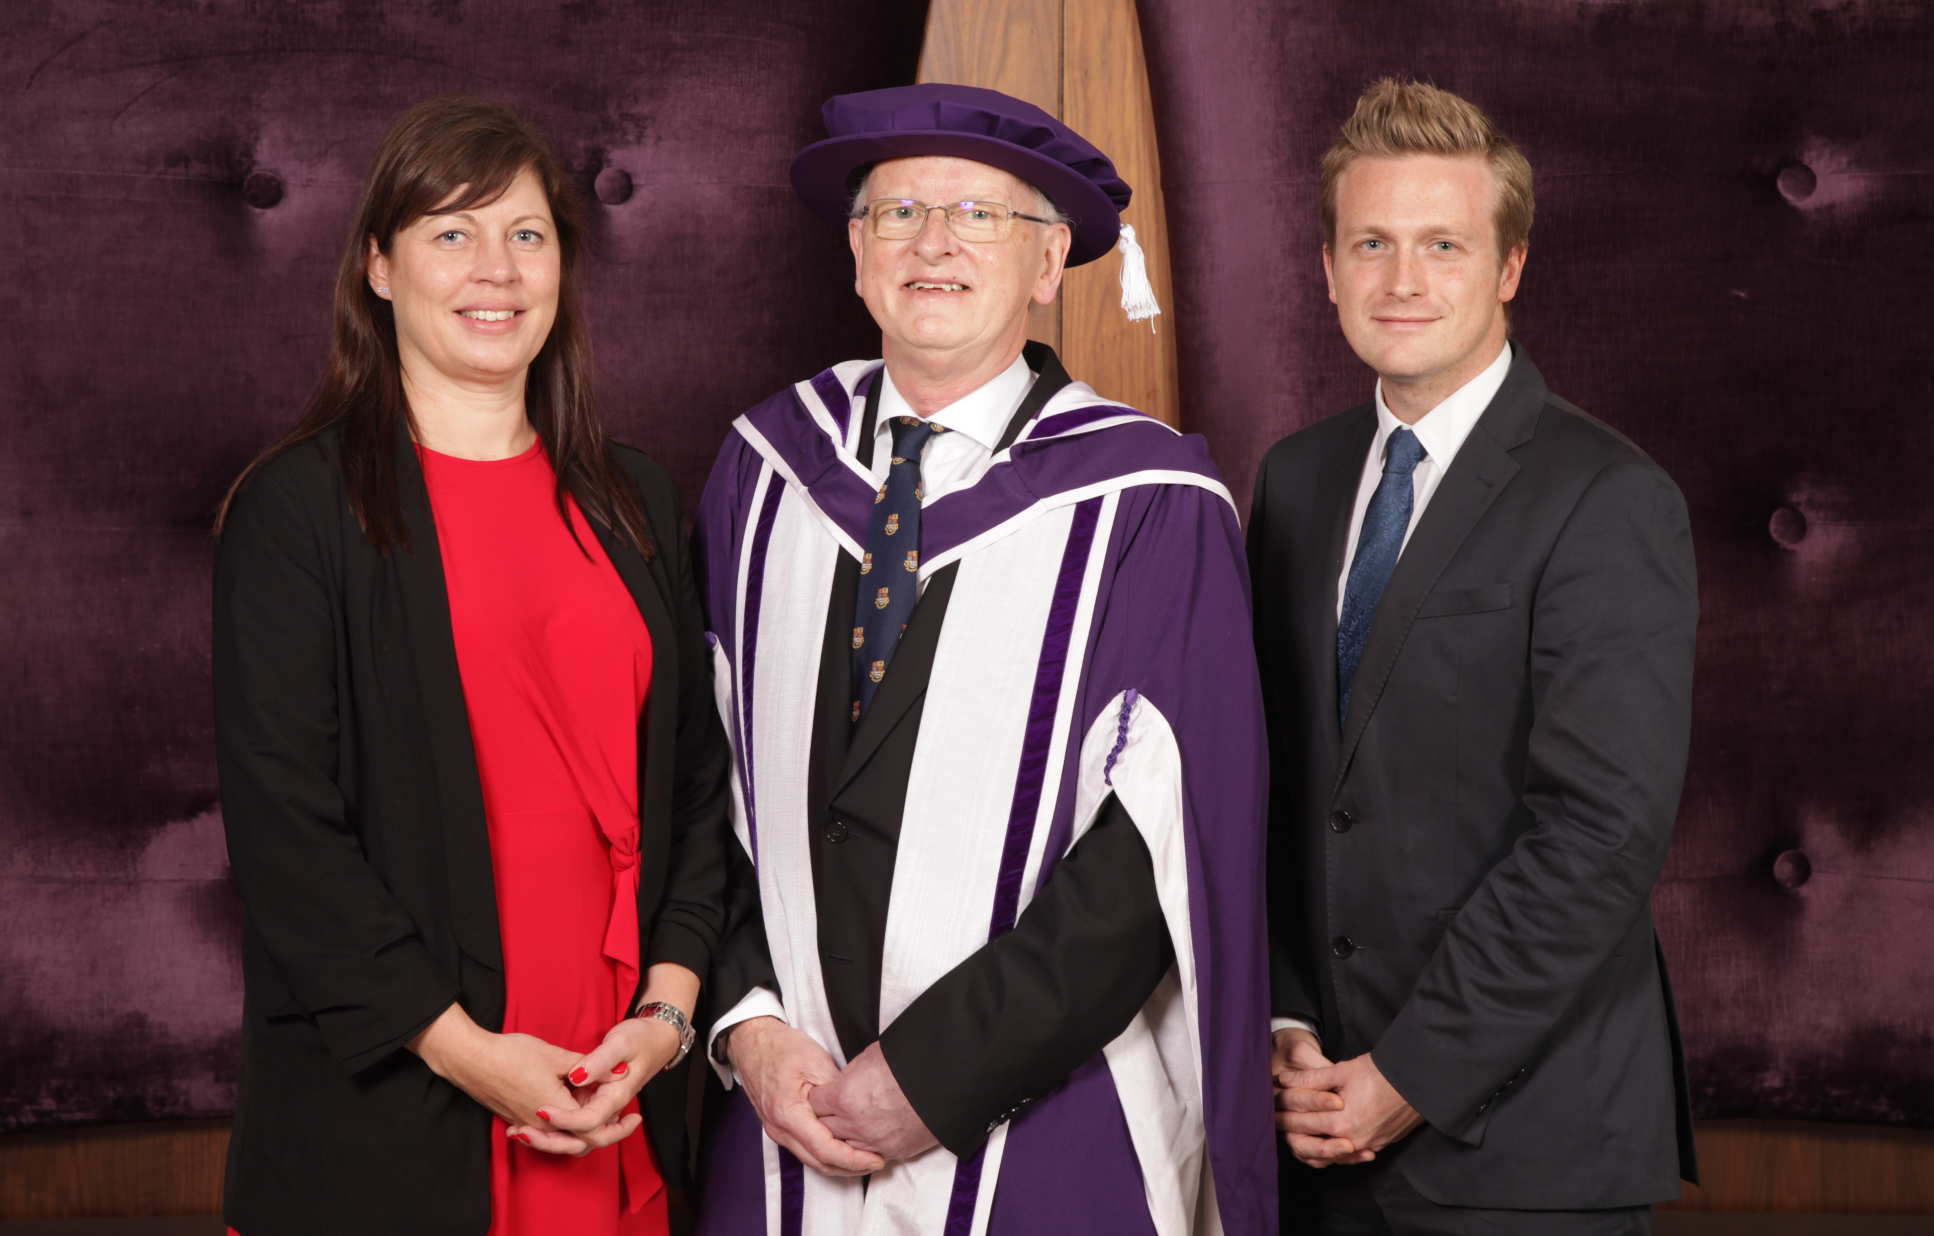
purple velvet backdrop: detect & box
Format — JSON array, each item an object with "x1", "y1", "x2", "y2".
[
  {"x1": 0, "y1": 0, "x2": 927, "y2": 1132},
  {"x1": 1135, "y1": 0, "x2": 1934, "y2": 1126}
]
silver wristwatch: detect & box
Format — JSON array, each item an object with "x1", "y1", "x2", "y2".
[{"x1": 634, "y1": 1001, "x2": 696, "y2": 1071}]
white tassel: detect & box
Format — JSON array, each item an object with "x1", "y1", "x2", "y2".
[{"x1": 1115, "y1": 223, "x2": 1162, "y2": 330}]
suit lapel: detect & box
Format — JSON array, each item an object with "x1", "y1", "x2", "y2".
[
  {"x1": 392, "y1": 432, "x2": 502, "y2": 972},
  {"x1": 1331, "y1": 351, "x2": 1546, "y2": 796},
  {"x1": 834, "y1": 564, "x2": 959, "y2": 791},
  {"x1": 1307, "y1": 409, "x2": 1376, "y2": 763}
]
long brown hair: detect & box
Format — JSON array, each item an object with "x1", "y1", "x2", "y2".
[{"x1": 216, "y1": 96, "x2": 651, "y2": 558}]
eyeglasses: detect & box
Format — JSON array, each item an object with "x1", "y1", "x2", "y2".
[{"x1": 853, "y1": 199, "x2": 1059, "y2": 243}]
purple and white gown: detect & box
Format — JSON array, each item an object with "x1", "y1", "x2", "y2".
[{"x1": 693, "y1": 359, "x2": 1276, "y2": 1234}]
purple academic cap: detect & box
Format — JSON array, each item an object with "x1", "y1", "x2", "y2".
[{"x1": 790, "y1": 83, "x2": 1133, "y2": 267}]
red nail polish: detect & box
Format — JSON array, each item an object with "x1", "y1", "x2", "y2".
[
  {"x1": 536, "y1": 1108, "x2": 551, "y2": 1122},
  {"x1": 568, "y1": 1066, "x2": 589, "y2": 1085},
  {"x1": 512, "y1": 1131, "x2": 531, "y2": 1145},
  {"x1": 612, "y1": 1062, "x2": 629, "y2": 1076}
]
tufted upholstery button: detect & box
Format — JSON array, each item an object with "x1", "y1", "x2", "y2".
[
  {"x1": 1768, "y1": 504, "x2": 1808, "y2": 547},
  {"x1": 1776, "y1": 161, "x2": 1817, "y2": 204},
  {"x1": 1330, "y1": 935, "x2": 1357, "y2": 959},
  {"x1": 824, "y1": 817, "x2": 849, "y2": 844},
  {"x1": 241, "y1": 170, "x2": 284, "y2": 209},
  {"x1": 595, "y1": 166, "x2": 634, "y2": 205},
  {"x1": 1773, "y1": 848, "x2": 1812, "y2": 889},
  {"x1": 1329, "y1": 808, "x2": 1354, "y2": 833}
]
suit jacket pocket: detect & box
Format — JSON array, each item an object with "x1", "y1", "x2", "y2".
[{"x1": 1415, "y1": 582, "x2": 1512, "y2": 619}]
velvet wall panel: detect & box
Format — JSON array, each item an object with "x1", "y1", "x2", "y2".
[
  {"x1": 0, "y1": 0, "x2": 927, "y2": 1132},
  {"x1": 1136, "y1": 0, "x2": 1934, "y2": 1126}
]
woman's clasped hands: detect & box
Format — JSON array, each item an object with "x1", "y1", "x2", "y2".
[{"x1": 411, "y1": 1004, "x2": 684, "y2": 1157}]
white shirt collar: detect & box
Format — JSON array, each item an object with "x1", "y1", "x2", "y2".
[
  {"x1": 1371, "y1": 341, "x2": 1512, "y2": 469},
  {"x1": 875, "y1": 353, "x2": 1034, "y2": 450}
]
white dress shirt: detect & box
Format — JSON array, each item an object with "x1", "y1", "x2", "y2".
[
  {"x1": 1334, "y1": 342, "x2": 1513, "y2": 623},
  {"x1": 870, "y1": 353, "x2": 1034, "y2": 498},
  {"x1": 1274, "y1": 342, "x2": 1511, "y2": 1046}
]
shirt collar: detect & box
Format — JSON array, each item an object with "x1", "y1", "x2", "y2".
[
  {"x1": 1371, "y1": 341, "x2": 1513, "y2": 468},
  {"x1": 875, "y1": 353, "x2": 1034, "y2": 450}
]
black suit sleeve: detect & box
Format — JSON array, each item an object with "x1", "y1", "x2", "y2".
[
  {"x1": 705, "y1": 838, "x2": 781, "y2": 1036},
  {"x1": 640, "y1": 471, "x2": 735, "y2": 978},
  {"x1": 1374, "y1": 460, "x2": 1697, "y2": 1144},
  {"x1": 213, "y1": 461, "x2": 458, "y2": 1075},
  {"x1": 1247, "y1": 454, "x2": 1323, "y2": 1031},
  {"x1": 876, "y1": 793, "x2": 1172, "y2": 1156}
]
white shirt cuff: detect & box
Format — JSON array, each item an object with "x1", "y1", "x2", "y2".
[
  {"x1": 707, "y1": 986, "x2": 787, "y2": 1089},
  {"x1": 1271, "y1": 1016, "x2": 1320, "y2": 1040}
]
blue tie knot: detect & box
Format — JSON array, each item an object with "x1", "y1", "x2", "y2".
[
  {"x1": 1384, "y1": 427, "x2": 1426, "y2": 477},
  {"x1": 891, "y1": 416, "x2": 939, "y2": 460}
]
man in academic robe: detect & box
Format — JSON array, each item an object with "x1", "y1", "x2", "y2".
[
  {"x1": 1249, "y1": 79, "x2": 1700, "y2": 1234},
  {"x1": 689, "y1": 83, "x2": 1274, "y2": 1234}
]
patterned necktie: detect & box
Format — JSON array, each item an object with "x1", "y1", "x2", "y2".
[
  {"x1": 1336, "y1": 427, "x2": 1426, "y2": 725},
  {"x1": 851, "y1": 415, "x2": 942, "y2": 721}
]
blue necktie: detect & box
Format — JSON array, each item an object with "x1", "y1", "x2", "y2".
[
  {"x1": 851, "y1": 415, "x2": 941, "y2": 721},
  {"x1": 1337, "y1": 427, "x2": 1426, "y2": 725}
]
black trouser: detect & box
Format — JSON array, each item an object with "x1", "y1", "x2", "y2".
[{"x1": 1283, "y1": 1151, "x2": 1654, "y2": 1235}]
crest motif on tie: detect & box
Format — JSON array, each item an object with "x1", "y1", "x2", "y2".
[
  {"x1": 914, "y1": 484, "x2": 924, "y2": 501},
  {"x1": 891, "y1": 456, "x2": 906, "y2": 466},
  {"x1": 903, "y1": 550, "x2": 919, "y2": 573},
  {"x1": 874, "y1": 586, "x2": 891, "y2": 610},
  {"x1": 850, "y1": 699, "x2": 861, "y2": 722},
  {"x1": 875, "y1": 484, "x2": 887, "y2": 504},
  {"x1": 860, "y1": 552, "x2": 873, "y2": 575},
  {"x1": 884, "y1": 513, "x2": 900, "y2": 535},
  {"x1": 868, "y1": 660, "x2": 886, "y2": 683},
  {"x1": 851, "y1": 627, "x2": 865, "y2": 649}
]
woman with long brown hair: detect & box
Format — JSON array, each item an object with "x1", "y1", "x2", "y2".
[{"x1": 213, "y1": 96, "x2": 729, "y2": 1235}]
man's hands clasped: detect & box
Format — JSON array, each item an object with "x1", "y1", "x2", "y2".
[
  {"x1": 1271, "y1": 1027, "x2": 1422, "y2": 1168},
  {"x1": 725, "y1": 1016, "x2": 887, "y2": 1176}
]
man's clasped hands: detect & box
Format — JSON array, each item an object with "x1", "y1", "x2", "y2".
[{"x1": 1271, "y1": 1026, "x2": 1424, "y2": 1167}]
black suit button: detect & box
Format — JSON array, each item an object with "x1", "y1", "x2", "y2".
[
  {"x1": 825, "y1": 818, "x2": 849, "y2": 844},
  {"x1": 1330, "y1": 936, "x2": 1357, "y2": 959},
  {"x1": 1329, "y1": 809, "x2": 1355, "y2": 833}
]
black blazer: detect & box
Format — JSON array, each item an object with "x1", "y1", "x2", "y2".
[
  {"x1": 1249, "y1": 348, "x2": 1699, "y2": 1210},
  {"x1": 708, "y1": 345, "x2": 1172, "y2": 1155},
  {"x1": 213, "y1": 426, "x2": 730, "y2": 1236}
]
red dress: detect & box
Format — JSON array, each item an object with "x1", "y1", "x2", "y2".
[
  {"x1": 423, "y1": 439, "x2": 666, "y2": 1234},
  {"x1": 234, "y1": 438, "x2": 667, "y2": 1235}
]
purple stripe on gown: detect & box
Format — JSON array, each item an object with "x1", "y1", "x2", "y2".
[
  {"x1": 779, "y1": 1151, "x2": 804, "y2": 1236},
  {"x1": 943, "y1": 498, "x2": 1103, "y2": 1236},
  {"x1": 736, "y1": 479, "x2": 786, "y2": 857},
  {"x1": 1022, "y1": 403, "x2": 1141, "y2": 441},
  {"x1": 808, "y1": 366, "x2": 854, "y2": 439}
]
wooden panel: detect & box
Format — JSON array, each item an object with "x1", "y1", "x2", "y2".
[
  {"x1": 0, "y1": 1121, "x2": 227, "y2": 1220},
  {"x1": 916, "y1": 0, "x2": 1064, "y2": 352},
  {"x1": 1062, "y1": 0, "x2": 1180, "y2": 426},
  {"x1": 1664, "y1": 1120, "x2": 1934, "y2": 1214}
]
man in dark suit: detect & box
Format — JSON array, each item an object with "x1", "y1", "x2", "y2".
[{"x1": 1249, "y1": 78, "x2": 1700, "y2": 1234}]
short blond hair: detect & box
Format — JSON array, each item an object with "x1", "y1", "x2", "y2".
[{"x1": 1320, "y1": 78, "x2": 1533, "y2": 257}]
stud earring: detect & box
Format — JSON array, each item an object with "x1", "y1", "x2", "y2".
[{"x1": 374, "y1": 285, "x2": 390, "y2": 297}]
